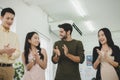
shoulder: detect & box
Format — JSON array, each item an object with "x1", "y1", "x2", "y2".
[
  {"x1": 10, "y1": 31, "x2": 19, "y2": 37},
  {"x1": 93, "y1": 46, "x2": 100, "y2": 50},
  {"x1": 112, "y1": 45, "x2": 120, "y2": 53},
  {"x1": 54, "y1": 40, "x2": 62, "y2": 45},
  {"x1": 93, "y1": 46, "x2": 101, "y2": 52},
  {"x1": 73, "y1": 40, "x2": 84, "y2": 47},
  {"x1": 73, "y1": 39, "x2": 82, "y2": 43},
  {"x1": 114, "y1": 45, "x2": 120, "y2": 49},
  {"x1": 41, "y1": 48, "x2": 47, "y2": 54},
  {"x1": 10, "y1": 31, "x2": 16, "y2": 34}
]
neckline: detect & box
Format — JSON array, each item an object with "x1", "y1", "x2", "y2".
[{"x1": 62, "y1": 39, "x2": 74, "y2": 42}]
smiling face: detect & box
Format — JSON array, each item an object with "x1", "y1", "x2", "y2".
[
  {"x1": 98, "y1": 30, "x2": 107, "y2": 45},
  {"x1": 59, "y1": 28, "x2": 67, "y2": 40},
  {"x1": 1, "y1": 12, "x2": 14, "y2": 30},
  {"x1": 28, "y1": 33, "x2": 40, "y2": 47}
]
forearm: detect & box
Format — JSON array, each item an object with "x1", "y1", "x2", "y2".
[
  {"x1": 0, "y1": 49, "x2": 5, "y2": 54},
  {"x1": 38, "y1": 53, "x2": 47, "y2": 69},
  {"x1": 11, "y1": 36, "x2": 20, "y2": 59},
  {"x1": 9, "y1": 49, "x2": 20, "y2": 60},
  {"x1": 93, "y1": 57, "x2": 101, "y2": 69},
  {"x1": 52, "y1": 55, "x2": 59, "y2": 63},
  {"x1": 107, "y1": 58, "x2": 119, "y2": 67},
  {"x1": 66, "y1": 53, "x2": 80, "y2": 63},
  {"x1": 38, "y1": 59, "x2": 47, "y2": 70},
  {"x1": 26, "y1": 61, "x2": 35, "y2": 70}
]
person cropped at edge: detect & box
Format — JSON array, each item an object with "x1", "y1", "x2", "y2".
[
  {"x1": 51, "y1": 23, "x2": 85, "y2": 80},
  {"x1": 0, "y1": 7, "x2": 20, "y2": 80},
  {"x1": 92, "y1": 28, "x2": 120, "y2": 80}
]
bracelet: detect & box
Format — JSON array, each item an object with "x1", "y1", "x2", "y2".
[
  {"x1": 31, "y1": 59, "x2": 34, "y2": 62},
  {"x1": 31, "y1": 58, "x2": 36, "y2": 64}
]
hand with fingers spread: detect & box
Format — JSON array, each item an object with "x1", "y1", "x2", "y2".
[
  {"x1": 62, "y1": 44, "x2": 68, "y2": 56},
  {"x1": 4, "y1": 44, "x2": 16, "y2": 57},
  {"x1": 53, "y1": 46, "x2": 60, "y2": 57},
  {"x1": 4, "y1": 44, "x2": 10, "y2": 49},
  {"x1": 104, "y1": 52, "x2": 113, "y2": 63},
  {"x1": 34, "y1": 53, "x2": 40, "y2": 64},
  {"x1": 96, "y1": 49, "x2": 102, "y2": 60}
]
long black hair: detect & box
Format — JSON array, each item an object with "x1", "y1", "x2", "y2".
[
  {"x1": 98, "y1": 28, "x2": 115, "y2": 49},
  {"x1": 24, "y1": 31, "x2": 44, "y2": 64}
]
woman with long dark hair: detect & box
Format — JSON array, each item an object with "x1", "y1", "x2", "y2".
[
  {"x1": 22, "y1": 32, "x2": 47, "y2": 80},
  {"x1": 92, "y1": 28, "x2": 120, "y2": 80}
]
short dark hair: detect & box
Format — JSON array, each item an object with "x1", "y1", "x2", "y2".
[
  {"x1": 1, "y1": 7, "x2": 15, "y2": 16},
  {"x1": 58, "y1": 23, "x2": 73, "y2": 35}
]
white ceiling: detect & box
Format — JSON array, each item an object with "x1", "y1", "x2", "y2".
[{"x1": 24, "y1": 0, "x2": 120, "y2": 35}]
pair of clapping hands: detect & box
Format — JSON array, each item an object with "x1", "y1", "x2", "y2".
[
  {"x1": 53, "y1": 44, "x2": 68, "y2": 56},
  {"x1": 96, "y1": 49, "x2": 114, "y2": 62},
  {"x1": 3, "y1": 44, "x2": 16, "y2": 57},
  {"x1": 31, "y1": 51, "x2": 40, "y2": 64}
]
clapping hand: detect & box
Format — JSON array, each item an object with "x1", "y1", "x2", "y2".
[
  {"x1": 4, "y1": 44, "x2": 16, "y2": 57},
  {"x1": 62, "y1": 44, "x2": 68, "y2": 56},
  {"x1": 53, "y1": 46, "x2": 60, "y2": 57},
  {"x1": 96, "y1": 49, "x2": 102, "y2": 60},
  {"x1": 34, "y1": 52, "x2": 40, "y2": 64}
]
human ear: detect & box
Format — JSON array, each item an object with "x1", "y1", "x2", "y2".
[
  {"x1": 67, "y1": 30, "x2": 70, "y2": 35},
  {"x1": 28, "y1": 39, "x2": 31, "y2": 43}
]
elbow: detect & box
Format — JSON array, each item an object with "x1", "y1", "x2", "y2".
[
  {"x1": 74, "y1": 58, "x2": 83, "y2": 63},
  {"x1": 52, "y1": 58, "x2": 58, "y2": 64},
  {"x1": 93, "y1": 64, "x2": 97, "y2": 70},
  {"x1": 113, "y1": 63, "x2": 119, "y2": 68},
  {"x1": 79, "y1": 54, "x2": 85, "y2": 64},
  {"x1": 79, "y1": 58, "x2": 85, "y2": 64},
  {"x1": 52, "y1": 61, "x2": 58, "y2": 64},
  {"x1": 41, "y1": 67, "x2": 46, "y2": 70},
  {"x1": 41, "y1": 64, "x2": 47, "y2": 70},
  {"x1": 79, "y1": 60, "x2": 84, "y2": 64},
  {"x1": 93, "y1": 66, "x2": 97, "y2": 70},
  {"x1": 76, "y1": 59, "x2": 81, "y2": 63},
  {"x1": 26, "y1": 66, "x2": 32, "y2": 71},
  {"x1": 40, "y1": 62, "x2": 47, "y2": 70}
]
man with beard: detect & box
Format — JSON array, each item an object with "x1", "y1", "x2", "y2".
[{"x1": 52, "y1": 23, "x2": 85, "y2": 80}]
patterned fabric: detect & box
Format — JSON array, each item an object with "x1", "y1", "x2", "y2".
[
  {"x1": 23, "y1": 53, "x2": 45, "y2": 80},
  {"x1": 0, "y1": 25, "x2": 20, "y2": 63}
]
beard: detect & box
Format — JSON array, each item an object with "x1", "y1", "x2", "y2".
[{"x1": 61, "y1": 35, "x2": 67, "y2": 40}]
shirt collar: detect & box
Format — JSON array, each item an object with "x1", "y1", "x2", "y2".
[{"x1": 0, "y1": 25, "x2": 10, "y2": 32}]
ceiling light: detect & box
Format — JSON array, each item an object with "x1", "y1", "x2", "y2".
[
  {"x1": 71, "y1": 0, "x2": 86, "y2": 17},
  {"x1": 84, "y1": 21, "x2": 95, "y2": 32}
]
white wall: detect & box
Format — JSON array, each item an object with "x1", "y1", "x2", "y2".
[
  {"x1": 0, "y1": 0, "x2": 54, "y2": 80},
  {"x1": 50, "y1": 29, "x2": 120, "y2": 80},
  {"x1": 1, "y1": 0, "x2": 120, "y2": 80},
  {"x1": 0, "y1": 0, "x2": 50, "y2": 50},
  {"x1": 76, "y1": 31, "x2": 120, "y2": 80}
]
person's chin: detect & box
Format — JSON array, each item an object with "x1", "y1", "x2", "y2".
[
  {"x1": 6, "y1": 25, "x2": 11, "y2": 28},
  {"x1": 101, "y1": 42, "x2": 106, "y2": 45},
  {"x1": 60, "y1": 37, "x2": 63, "y2": 39}
]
